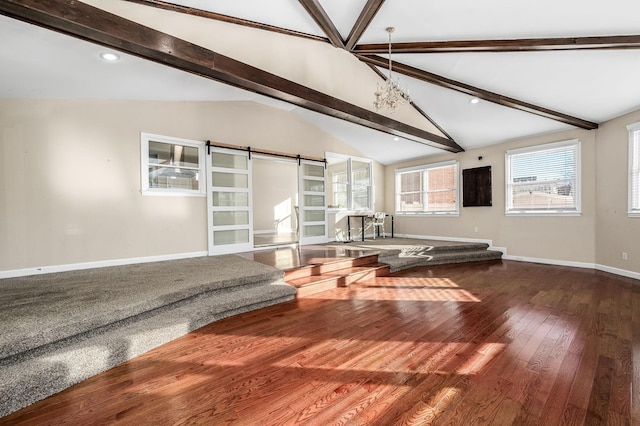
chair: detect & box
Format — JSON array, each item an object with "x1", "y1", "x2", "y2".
[{"x1": 371, "y1": 212, "x2": 386, "y2": 239}]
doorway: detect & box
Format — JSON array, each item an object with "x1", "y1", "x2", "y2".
[
  {"x1": 206, "y1": 146, "x2": 328, "y2": 255},
  {"x1": 252, "y1": 157, "x2": 299, "y2": 248}
]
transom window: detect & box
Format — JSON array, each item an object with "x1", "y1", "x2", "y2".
[
  {"x1": 505, "y1": 139, "x2": 580, "y2": 215},
  {"x1": 395, "y1": 160, "x2": 459, "y2": 215},
  {"x1": 628, "y1": 122, "x2": 640, "y2": 217},
  {"x1": 140, "y1": 133, "x2": 205, "y2": 196},
  {"x1": 327, "y1": 153, "x2": 372, "y2": 211}
]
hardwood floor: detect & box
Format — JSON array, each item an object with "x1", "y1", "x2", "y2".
[
  {"x1": 238, "y1": 245, "x2": 372, "y2": 271},
  {"x1": 3, "y1": 260, "x2": 638, "y2": 425}
]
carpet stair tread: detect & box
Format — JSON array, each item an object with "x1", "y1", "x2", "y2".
[
  {"x1": 381, "y1": 248, "x2": 502, "y2": 272},
  {"x1": 0, "y1": 280, "x2": 295, "y2": 417},
  {"x1": 0, "y1": 255, "x2": 284, "y2": 360}
]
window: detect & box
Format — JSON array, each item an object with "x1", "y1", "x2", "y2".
[
  {"x1": 395, "y1": 160, "x2": 459, "y2": 215},
  {"x1": 505, "y1": 139, "x2": 580, "y2": 215},
  {"x1": 628, "y1": 123, "x2": 640, "y2": 217},
  {"x1": 327, "y1": 153, "x2": 372, "y2": 211},
  {"x1": 141, "y1": 133, "x2": 205, "y2": 196}
]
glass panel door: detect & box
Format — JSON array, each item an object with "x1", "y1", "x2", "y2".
[
  {"x1": 207, "y1": 147, "x2": 253, "y2": 255},
  {"x1": 298, "y1": 160, "x2": 328, "y2": 245}
]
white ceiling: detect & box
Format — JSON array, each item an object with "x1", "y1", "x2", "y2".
[{"x1": 2, "y1": 0, "x2": 640, "y2": 164}]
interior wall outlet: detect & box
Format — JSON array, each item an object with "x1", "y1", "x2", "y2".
[
  {"x1": 474, "y1": 226, "x2": 478, "y2": 233},
  {"x1": 622, "y1": 252, "x2": 628, "y2": 260}
]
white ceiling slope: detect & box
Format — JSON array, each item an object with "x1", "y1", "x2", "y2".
[{"x1": 2, "y1": 0, "x2": 640, "y2": 164}]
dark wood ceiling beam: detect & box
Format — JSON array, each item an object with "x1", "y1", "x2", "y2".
[
  {"x1": 355, "y1": 34, "x2": 640, "y2": 54},
  {"x1": 0, "y1": 0, "x2": 463, "y2": 153},
  {"x1": 124, "y1": 0, "x2": 328, "y2": 43},
  {"x1": 345, "y1": 0, "x2": 385, "y2": 51},
  {"x1": 298, "y1": 0, "x2": 345, "y2": 49},
  {"x1": 358, "y1": 54, "x2": 598, "y2": 130}
]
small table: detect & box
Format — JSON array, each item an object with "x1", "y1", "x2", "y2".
[
  {"x1": 346, "y1": 214, "x2": 368, "y2": 242},
  {"x1": 346, "y1": 214, "x2": 394, "y2": 242}
]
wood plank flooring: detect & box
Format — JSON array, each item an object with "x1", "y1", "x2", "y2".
[{"x1": 3, "y1": 260, "x2": 639, "y2": 425}]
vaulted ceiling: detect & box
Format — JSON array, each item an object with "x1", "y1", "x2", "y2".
[{"x1": 2, "y1": 0, "x2": 640, "y2": 164}]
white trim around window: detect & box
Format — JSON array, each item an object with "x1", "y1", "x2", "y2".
[
  {"x1": 326, "y1": 152, "x2": 373, "y2": 211},
  {"x1": 140, "y1": 132, "x2": 206, "y2": 197},
  {"x1": 627, "y1": 122, "x2": 640, "y2": 217},
  {"x1": 395, "y1": 159, "x2": 459, "y2": 216},
  {"x1": 505, "y1": 139, "x2": 581, "y2": 216}
]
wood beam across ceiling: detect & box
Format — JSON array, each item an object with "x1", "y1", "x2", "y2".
[
  {"x1": 345, "y1": 0, "x2": 385, "y2": 51},
  {"x1": 358, "y1": 54, "x2": 598, "y2": 130},
  {"x1": 298, "y1": 0, "x2": 345, "y2": 49},
  {"x1": 0, "y1": 0, "x2": 463, "y2": 153},
  {"x1": 125, "y1": 0, "x2": 327, "y2": 44},
  {"x1": 354, "y1": 34, "x2": 640, "y2": 54}
]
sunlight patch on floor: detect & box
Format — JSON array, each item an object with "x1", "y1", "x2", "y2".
[
  {"x1": 455, "y1": 343, "x2": 506, "y2": 375},
  {"x1": 399, "y1": 246, "x2": 434, "y2": 258},
  {"x1": 307, "y1": 276, "x2": 481, "y2": 302}
]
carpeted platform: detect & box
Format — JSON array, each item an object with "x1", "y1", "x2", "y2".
[
  {"x1": 0, "y1": 255, "x2": 296, "y2": 417},
  {"x1": 324, "y1": 237, "x2": 503, "y2": 272}
]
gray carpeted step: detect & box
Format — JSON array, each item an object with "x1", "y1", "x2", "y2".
[
  {"x1": 0, "y1": 254, "x2": 298, "y2": 417},
  {"x1": 0, "y1": 279, "x2": 295, "y2": 417},
  {"x1": 380, "y1": 248, "x2": 502, "y2": 273},
  {"x1": 0, "y1": 255, "x2": 286, "y2": 360},
  {"x1": 324, "y1": 238, "x2": 502, "y2": 273}
]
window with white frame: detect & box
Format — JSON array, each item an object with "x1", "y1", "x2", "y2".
[
  {"x1": 327, "y1": 153, "x2": 372, "y2": 211},
  {"x1": 141, "y1": 133, "x2": 206, "y2": 196},
  {"x1": 628, "y1": 123, "x2": 640, "y2": 217},
  {"x1": 505, "y1": 139, "x2": 580, "y2": 215},
  {"x1": 395, "y1": 160, "x2": 459, "y2": 215}
]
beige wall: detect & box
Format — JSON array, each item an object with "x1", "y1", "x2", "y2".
[
  {"x1": 385, "y1": 128, "x2": 599, "y2": 265},
  {"x1": 3, "y1": 97, "x2": 636, "y2": 276},
  {"x1": 595, "y1": 109, "x2": 640, "y2": 273},
  {"x1": 252, "y1": 158, "x2": 297, "y2": 233},
  {"x1": 0, "y1": 99, "x2": 376, "y2": 272}
]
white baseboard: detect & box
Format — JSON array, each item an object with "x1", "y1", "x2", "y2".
[
  {"x1": 595, "y1": 264, "x2": 640, "y2": 280},
  {"x1": 396, "y1": 233, "x2": 495, "y2": 248},
  {"x1": 3, "y1": 241, "x2": 638, "y2": 283},
  {"x1": 501, "y1": 254, "x2": 595, "y2": 270},
  {"x1": 0, "y1": 251, "x2": 208, "y2": 279},
  {"x1": 394, "y1": 233, "x2": 640, "y2": 281}
]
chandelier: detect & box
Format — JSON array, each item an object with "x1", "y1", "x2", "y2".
[{"x1": 373, "y1": 27, "x2": 410, "y2": 113}]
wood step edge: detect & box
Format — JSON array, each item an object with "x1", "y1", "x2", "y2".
[
  {"x1": 287, "y1": 264, "x2": 390, "y2": 287},
  {"x1": 284, "y1": 254, "x2": 380, "y2": 279}
]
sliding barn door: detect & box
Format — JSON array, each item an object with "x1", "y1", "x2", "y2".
[
  {"x1": 207, "y1": 147, "x2": 253, "y2": 255},
  {"x1": 298, "y1": 160, "x2": 328, "y2": 245}
]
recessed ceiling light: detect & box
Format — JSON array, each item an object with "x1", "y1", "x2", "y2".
[
  {"x1": 99, "y1": 52, "x2": 120, "y2": 62},
  {"x1": 469, "y1": 97, "x2": 480, "y2": 104},
  {"x1": 393, "y1": 137, "x2": 400, "y2": 141}
]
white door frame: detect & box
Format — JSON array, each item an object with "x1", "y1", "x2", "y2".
[
  {"x1": 298, "y1": 159, "x2": 328, "y2": 245},
  {"x1": 206, "y1": 146, "x2": 253, "y2": 255}
]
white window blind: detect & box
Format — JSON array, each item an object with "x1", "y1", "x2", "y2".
[
  {"x1": 395, "y1": 160, "x2": 459, "y2": 215},
  {"x1": 628, "y1": 123, "x2": 640, "y2": 217},
  {"x1": 505, "y1": 140, "x2": 580, "y2": 215}
]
